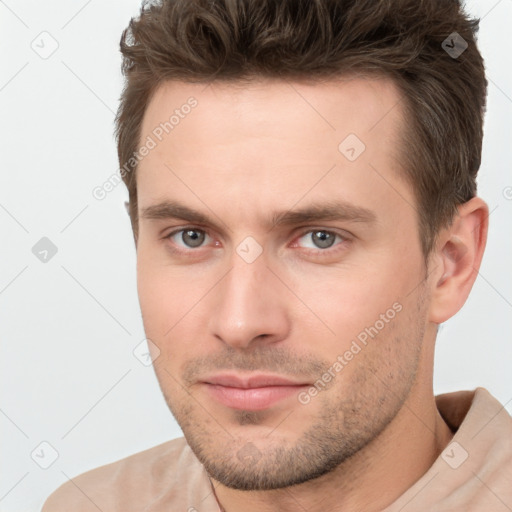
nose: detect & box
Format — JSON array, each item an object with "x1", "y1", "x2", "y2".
[{"x1": 207, "y1": 253, "x2": 291, "y2": 350}]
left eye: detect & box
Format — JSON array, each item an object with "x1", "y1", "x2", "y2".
[
  {"x1": 167, "y1": 228, "x2": 211, "y2": 249},
  {"x1": 296, "y1": 230, "x2": 343, "y2": 250}
]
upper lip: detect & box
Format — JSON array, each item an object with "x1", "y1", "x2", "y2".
[{"x1": 202, "y1": 373, "x2": 309, "y2": 389}]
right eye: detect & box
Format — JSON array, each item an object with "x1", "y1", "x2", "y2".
[{"x1": 165, "y1": 227, "x2": 212, "y2": 250}]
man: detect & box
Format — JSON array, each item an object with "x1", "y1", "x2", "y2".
[{"x1": 42, "y1": 0, "x2": 512, "y2": 510}]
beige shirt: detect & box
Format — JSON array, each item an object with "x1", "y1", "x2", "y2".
[{"x1": 42, "y1": 387, "x2": 512, "y2": 511}]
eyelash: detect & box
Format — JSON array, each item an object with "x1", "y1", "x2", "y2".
[{"x1": 163, "y1": 226, "x2": 349, "y2": 257}]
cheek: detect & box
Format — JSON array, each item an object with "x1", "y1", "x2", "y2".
[
  {"x1": 137, "y1": 278, "x2": 187, "y2": 379},
  {"x1": 292, "y1": 257, "x2": 423, "y2": 367},
  {"x1": 137, "y1": 258, "x2": 214, "y2": 367},
  {"x1": 321, "y1": 291, "x2": 423, "y2": 400},
  {"x1": 286, "y1": 265, "x2": 403, "y2": 343},
  {"x1": 137, "y1": 260, "x2": 190, "y2": 343},
  {"x1": 137, "y1": 265, "x2": 168, "y2": 333}
]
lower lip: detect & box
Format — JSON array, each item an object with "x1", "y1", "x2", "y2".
[{"x1": 203, "y1": 383, "x2": 308, "y2": 411}]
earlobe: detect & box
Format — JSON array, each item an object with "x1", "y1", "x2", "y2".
[{"x1": 428, "y1": 197, "x2": 489, "y2": 324}]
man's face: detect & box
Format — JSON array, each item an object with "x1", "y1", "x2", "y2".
[{"x1": 135, "y1": 77, "x2": 432, "y2": 490}]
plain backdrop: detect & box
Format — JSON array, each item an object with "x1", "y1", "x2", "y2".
[{"x1": 0, "y1": 1, "x2": 511, "y2": 510}]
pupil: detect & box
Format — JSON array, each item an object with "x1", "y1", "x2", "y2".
[
  {"x1": 313, "y1": 231, "x2": 334, "y2": 249},
  {"x1": 183, "y1": 229, "x2": 204, "y2": 247}
]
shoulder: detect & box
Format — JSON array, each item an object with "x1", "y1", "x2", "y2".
[{"x1": 41, "y1": 437, "x2": 200, "y2": 512}]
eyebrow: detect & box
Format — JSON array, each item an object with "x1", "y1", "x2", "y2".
[{"x1": 140, "y1": 199, "x2": 376, "y2": 230}]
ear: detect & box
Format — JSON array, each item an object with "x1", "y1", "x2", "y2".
[{"x1": 428, "y1": 197, "x2": 489, "y2": 324}]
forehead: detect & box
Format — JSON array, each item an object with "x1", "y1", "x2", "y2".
[
  {"x1": 139, "y1": 75, "x2": 404, "y2": 152},
  {"x1": 136, "y1": 76, "x2": 412, "y2": 230}
]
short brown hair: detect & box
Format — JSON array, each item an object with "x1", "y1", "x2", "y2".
[{"x1": 115, "y1": 0, "x2": 487, "y2": 256}]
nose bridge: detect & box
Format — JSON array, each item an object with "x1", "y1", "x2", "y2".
[{"x1": 207, "y1": 249, "x2": 290, "y2": 349}]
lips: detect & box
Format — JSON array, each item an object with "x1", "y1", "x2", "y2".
[
  {"x1": 201, "y1": 373, "x2": 310, "y2": 411},
  {"x1": 204, "y1": 373, "x2": 307, "y2": 388}
]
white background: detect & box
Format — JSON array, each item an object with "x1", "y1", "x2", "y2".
[{"x1": 0, "y1": 1, "x2": 511, "y2": 510}]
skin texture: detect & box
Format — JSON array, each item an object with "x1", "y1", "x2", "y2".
[{"x1": 135, "y1": 77, "x2": 488, "y2": 512}]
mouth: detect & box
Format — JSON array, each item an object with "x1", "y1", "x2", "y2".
[{"x1": 200, "y1": 373, "x2": 310, "y2": 411}]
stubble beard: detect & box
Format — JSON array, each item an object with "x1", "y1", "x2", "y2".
[{"x1": 160, "y1": 336, "x2": 422, "y2": 490}]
